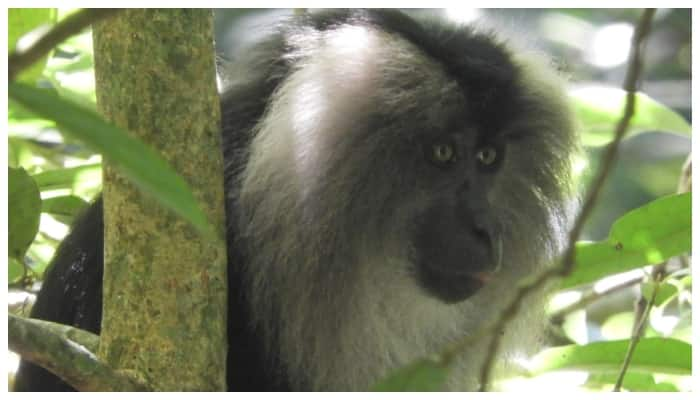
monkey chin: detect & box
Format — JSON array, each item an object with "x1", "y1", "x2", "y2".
[{"x1": 418, "y1": 264, "x2": 493, "y2": 304}]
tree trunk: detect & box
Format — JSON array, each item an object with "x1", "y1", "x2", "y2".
[{"x1": 92, "y1": 9, "x2": 227, "y2": 391}]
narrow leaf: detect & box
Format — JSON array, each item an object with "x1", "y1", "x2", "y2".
[
  {"x1": 530, "y1": 338, "x2": 691, "y2": 376},
  {"x1": 9, "y1": 82, "x2": 212, "y2": 236},
  {"x1": 41, "y1": 195, "x2": 89, "y2": 225},
  {"x1": 32, "y1": 163, "x2": 101, "y2": 191}
]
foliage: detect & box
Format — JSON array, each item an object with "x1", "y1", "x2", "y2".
[
  {"x1": 8, "y1": 167, "x2": 41, "y2": 263},
  {"x1": 8, "y1": 8, "x2": 57, "y2": 82},
  {"x1": 10, "y1": 82, "x2": 211, "y2": 236},
  {"x1": 7, "y1": 9, "x2": 212, "y2": 282},
  {"x1": 562, "y1": 192, "x2": 691, "y2": 289},
  {"x1": 571, "y1": 87, "x2": 691, "y2": 147},
  {"x1": 529, "y1": 338, "x2": 691, "y2": 376}
]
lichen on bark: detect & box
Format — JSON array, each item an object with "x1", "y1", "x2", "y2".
[{"x1": 93, "y1": 9, "x2": 227, "y2": 391}]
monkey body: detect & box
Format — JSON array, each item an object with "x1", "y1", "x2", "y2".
[{"x1": 14, "y1": 9, "x2": 578, "y2": 391}]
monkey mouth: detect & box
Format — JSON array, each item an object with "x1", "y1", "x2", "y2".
[
  {"x1": 414, "y1": 234, "x2": 503, "y2": 304},
  {"x1": 418, "y1": 263, "x2": 494, "y2": 304}
]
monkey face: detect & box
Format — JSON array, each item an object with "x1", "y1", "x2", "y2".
[
  {"x1": 413, "y1": 145, "x2": 505, "y2": 302},
  {"x1": 399, "y1": 91, "x2": 574, "y2": 303},
  {"x1": 349, "y1": 40, "x2": 578, "y2": 305},
  {"x1": 405, "y1": 126, "x2": 509, "y2": 303}
]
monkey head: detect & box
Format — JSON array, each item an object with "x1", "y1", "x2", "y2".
[{"x1": 234, "y1": 10, "x2": 579, "y2": 390}]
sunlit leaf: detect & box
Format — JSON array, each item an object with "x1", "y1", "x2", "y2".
[
  {"x1": 587, "y1": 372, "x2": 679, "y2": 392},
  {"x1": 32, "y1": 163, "x2": 101, "y2": 192},
  {"x1": 9, "y1": 82, "x2": 213, "y2": 236},
  {"x1": 9, "y1": 167, "x2": 42, "y2": 260},
  {"x1": 641, "y1": 282, "x2": 678, "y2": 306},
  {"x1": 45, "y1": 73, "x2": 97, "y2": 111},
  {"x1": 8, "y1": 137, "x2": 36, "y2": 169},
  {"x1": 571, "y1": 87, "x2": 691, "y2": 147},
  {"x1": 562, "y1": 309, "x2": 589, "y2": 345},
  {"x1": 530, "y1": 338, "x2": 691, "y2": 376},
  {"x1": 41, "y1": 195, "x2": 89, "y2": 225},
  {"x1": 9, "y1": 257, "x2": 25, "y2": 284},
  {"x1": 373, "y1": 358, "x2": 449, "y2": 391},
  {"x1": 8, "y1": 8, "x2": 57, "y2": 82},
  {"x1": 562, "y1": 193, "x2": 691, "y2": 289}
]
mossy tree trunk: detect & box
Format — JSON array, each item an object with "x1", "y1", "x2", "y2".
[{"x1": 92, "y1": 9, "x2": 227, "y2": 391}]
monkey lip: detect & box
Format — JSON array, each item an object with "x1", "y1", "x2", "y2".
[
  {"x1": 471, "y1": 271, "x2": 494, "y2": 284},
  {"x1": 419, "y1": 264, "x2": 494, "y2": 304}
]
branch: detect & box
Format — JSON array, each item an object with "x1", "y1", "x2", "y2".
[
  {"x1": 614, "y1": 141, "x2": 691, "y2": 391},
  {"x1": 677, "y1": 155, "x2": 691, "y2": 271},
  {"x1": 613, "y1": 275, "x2": 660, "y2": 391},
  {"x1": 549, "y1": 274, "x2": 644, "y2": 322},
  {"x1": 677, "y1": 154, "x2": 691, "y2": 194},
  {"x1": 475, "y1": 9, "x2": 657, "y2": 391},
  {"x1": 9, "y1": 314, "x2": 148, "y2": 391},
  {"x1": 8, "y1": 9, "x2": 121, "y2": 81}
]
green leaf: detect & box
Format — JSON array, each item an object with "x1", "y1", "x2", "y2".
[
  {"x1": 587, "y1": 372, "x2": 679, "y2": 392},
  {"x1": 9, "y1": 82, "x2": 213, "y2": 237},
  {"x1": 8, "y1": 257, "x2": 25, "y2": 284},
  {"x1": 529, "y1": 338, "x2": 691, "y2": 376},
  {"x1": 41, "y1": 195, "x2": 89, "y2": 225},
  {"x1": 8, "y1": 136, "x2": 35, "y2": 169},
  {"x1": 32, "y1": 163, "x2": 102, "y2": 191},
  {"x1": 571, "y1": 87, "x2": 692, "y2": 147},
  {"x1": 9, "y1": 167, "x2": 42, "y2": 260},
  {"x1": 8, "y1": 8, "x2": 57, "y2": 82},
  {"x1": 373, "y1": 358, "x2": 449, "y2": 391},
  {"x1": 45, "y1": 73, "x2": 97, "y2": 112},
  {"x1": 562, "y1": 193, "x2": 691, "y2": 289},
  {"x1": 641, "y1": 282, "x2": 678, "y2": 306}
]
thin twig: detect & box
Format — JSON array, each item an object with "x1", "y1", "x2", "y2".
[
  {"x1": 8, "y1": 9, "x2": 121, "y2": 81},
  {"x1": 613, "y1": 277, "x2": 660, "y2": 391},
  {"x1": 549, "y1": 274, "x2": 644, "y2": 323},
  {"x1": 677, "y1": 155, "x2": 691, "y2": 194},
  {"x1": 475, "y1": 9, "x2": 657, "y2": 391}
]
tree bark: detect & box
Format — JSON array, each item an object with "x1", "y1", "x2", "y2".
[{"x1": 92, "y1": 9, "x2": 227, "y2": 391}]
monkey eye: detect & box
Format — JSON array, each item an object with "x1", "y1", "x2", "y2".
[
  {"x1": 429, "y1": 142, "x2": 456, "y2": 165},
  {"x1": 475, "y1": 146, "x2": 498, "y2": 166}
]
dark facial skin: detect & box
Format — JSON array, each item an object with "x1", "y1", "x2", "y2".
[{"x1": 413, "y1": 131, "x2": 507, "y2": 303}]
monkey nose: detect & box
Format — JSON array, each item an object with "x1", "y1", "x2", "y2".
[{"x1": 471, "y1": 232, "x2": 503, "y2": 279}]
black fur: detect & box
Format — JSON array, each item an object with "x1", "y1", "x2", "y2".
[{"x1": 13, "y1": 199, "x2": 104, "y2": 391}]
